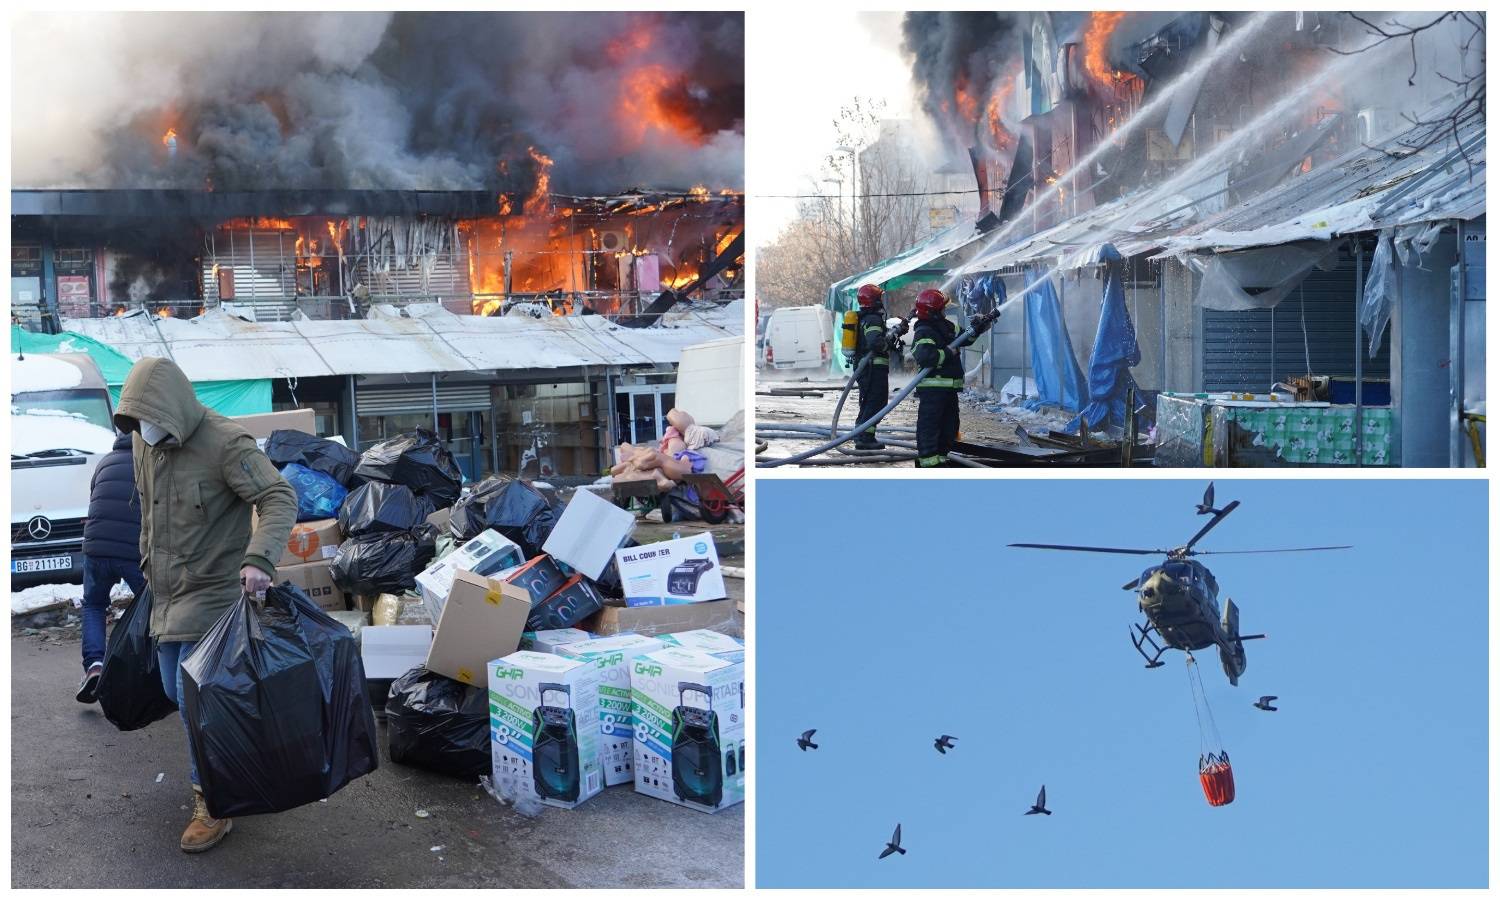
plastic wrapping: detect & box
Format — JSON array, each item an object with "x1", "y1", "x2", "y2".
[
  {"x1": 339, "y1": 481, "x2": 434, "y2": 537},
  {"x1": 449, "y1": 476, "x2": 559, "y2": 556},
  {"x1": 354, "y1": 429, "x2": 463, "y2": 508},
  {"x1": 1068, "y1": 247, "x2": 1142, "y2": 433},
  {"x1": 264, "y1": 429, "x2": 362, "y2": 487},
  {"x1": 95, "y1": 589, "x2": 178, "y2": 732},
  {"x1": 282, "y1": 462, "x2": 349, "y2": 522},
  {"x1": 180, "y1": 585, "x2": 379, "y2": 818},
  {"x1": 330, "y1": 530, "x2": 435, "y2": 596},
  {"x1": 1022, "y1": 267, "x2": 1087, "y2": 414},
  {"x1": 386, "y1": 667, "x2": 492, "y2": 779}
]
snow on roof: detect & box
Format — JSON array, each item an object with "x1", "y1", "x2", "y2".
[
  {"x1": 12, "y1": 355, "x2": 84, "y2": 393},
  {"x1": 962, "y1": 105, "x2": 1485, "y2": 273},
  {"x1": 64, "y1": 303, "x2": 741, "y2": 381}
]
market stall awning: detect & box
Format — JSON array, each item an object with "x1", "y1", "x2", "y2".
[
  {"x1": 963, "y1": 106, "x2": 1485, "y2": 274},
  {"x1": 64, "y1": 302, "x2": 740, "y2": 382},
  {"x1": 828, "y1": 221, "x2": 989, "y2": 307}
]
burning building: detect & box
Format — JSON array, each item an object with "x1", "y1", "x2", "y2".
[
  {"x1": 830, "y1": 10, "x2": 1484, "y2": 467},
  {"x1": 11, "y1": 11, "x2": 745, "y2": 478}
]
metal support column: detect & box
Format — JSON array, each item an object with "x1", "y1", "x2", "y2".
[
  {"x1": 1451, "y1": 219, "x2": 1467, "y2": 466},
  {"x1": 1354, "y1": 238, "x2": 1365, "y2": 467},
  {"x1": 1019, "y1": 276, "x2": 1028, "y2": 403},
  {"x1": 40, "y1": 232, "x2": 58, "y2": 333},
  {"x1": 347, "y1": 375, "x2": 360, "y2": 451},
  {"x1": 431, "y1": 374, "x2": 440, "y2": 432}
]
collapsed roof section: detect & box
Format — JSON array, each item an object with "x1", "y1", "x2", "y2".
[
  {"x1": 961, "y1": 103, "x2": 1484, "y2": 274},
  {"x1": 63, "y1": 301, "x2": 741, "y2": 381}
]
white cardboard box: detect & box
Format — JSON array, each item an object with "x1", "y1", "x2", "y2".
[
  {"x1": 553, "y1": 633, "x2": 667, "y2": 786},
  {"x1": 415, "y1": 529, "x2": 525, "y2": 623},
  {"x1": 543, "y1": 488, "x2": 636, "y2": 580},
  {"x1": 360, "y1": 625, "x2": 433, "y2": 680},
  {"x1": 523, "y1": 628, "x2": 596, "y2": 653},
  {"x1": 613, "y1": 532, "x2": 727, "y2": 607},
  {"x1": 631, "y1": 645, "x2": 744, "y2": 812},
  {"x1": 657, "y1": 628, "x2": 744, "y2": 656},
  {"x1": 488, "y1": 651, "x2": 604, "y2": 810}
]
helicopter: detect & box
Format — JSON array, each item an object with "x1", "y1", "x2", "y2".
[{"x1": 1009, "y1": 483, "x2": 1350, "y2": 685}]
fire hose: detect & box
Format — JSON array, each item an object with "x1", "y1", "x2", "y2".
[{"x1": 758, "y1": 309, "x2": 999, "y2": 468}]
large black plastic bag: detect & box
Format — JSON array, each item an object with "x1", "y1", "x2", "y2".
[
  {"x1": 330, "y1": 530, "x2": 435, "y2": 596},
  {"x1": 354, "y1": 429, "x2": 462, "y2": 508},
  {"x1": 96, "y1": 588, "x2": 178, "y2": 731},
  {"x1": 386, "y1": 667, "x2": 492, "y2": 779},
  {"x1": 449, "y1": 476, "x2": 559, "y2": 556},
  {"x1": 283, "y1": 463, "x2": 349, "y2": 522},
  {"x1": 264, "y1": 429, "x2": 362, "y2": 488},
  {"x1": 180, "y1": 585, "x2": 378, "y2": 818},
  {"x1": 339, "y1": 481, "x2": 433, "y2": 537}
]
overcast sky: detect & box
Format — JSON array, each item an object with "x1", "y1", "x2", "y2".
[{"x1": 748, "y1": 10, "x2": 912, "y2": 247}]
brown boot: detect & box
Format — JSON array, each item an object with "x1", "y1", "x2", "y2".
[{"x1": 180, "y1": 788, "x2": 232, "y2": 853}]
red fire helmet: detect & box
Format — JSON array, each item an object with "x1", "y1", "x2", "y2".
[
  {"x1": 856, "y1": 283, "x2": 884, "y2": 308},
  {"x1": 915, "y1": 288, "x2": 948, "y2": 319}
]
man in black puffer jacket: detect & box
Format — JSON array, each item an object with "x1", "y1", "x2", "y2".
[{"x1": 76, "y1": 430, "x2": 146, "y2": 703}]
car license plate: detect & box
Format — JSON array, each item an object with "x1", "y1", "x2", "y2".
[{"x1": 11, "y1": 555, "x2": 72, "y2": 574}]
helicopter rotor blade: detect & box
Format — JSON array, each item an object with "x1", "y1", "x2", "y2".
[
  {"x1": 1181, "y1": 499, "x2": 1240, "y2": 552},
  {"x1": 1191, "y1": 546, "x2": 1352, "y2": 555},
  {"x1": 1009, "y1": 543, "x2": 1166, "y2": 556}
]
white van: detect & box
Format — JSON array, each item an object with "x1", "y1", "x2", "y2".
[
  {"x1": 763, "y1": 306, "x2": 830, "y2": 372},
  {"x1": 11, "y1": 352, "x2": 117, "y2": 587}
]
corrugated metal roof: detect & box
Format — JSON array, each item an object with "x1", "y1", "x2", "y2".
[
  {"x1": 963, "y1": 104, "x2": 1485, "y2": 273},
  {"x1": 65, "y1": 303, "x2": 740, "y2": 381}
]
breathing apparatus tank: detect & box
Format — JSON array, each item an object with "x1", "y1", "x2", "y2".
[{"x1": 840, "y1": 309, "x2": 859, "y2": 361}]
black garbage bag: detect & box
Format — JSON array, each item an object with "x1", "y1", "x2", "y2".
[
  {"x1": 180, "y1": 585, "x2": 378, "y2": 818},
  {"x1": 354, "y1": 429, "x2": 462, "y2": 508},
  {"x1": 592, "y1": 538, "x2": 634, "y2": 600},
  {"x1": 339, "y1": 481, "x2": 434, "y2": 538},
  {"x1": 386, "y1": 666, "x2": 492, "y2": 779},
  {"x1": 329, "y1": 529, "x2": 435, "y2": 596},
  {"x1": 264, "y1": 429, "x2": 362, "y2": 488},
  {"x1": 96, "y1": 588, "x2": 178, "y2": 732},
  {"x1": 449, "y1": 476, "x2": 559, "y2": 556}
]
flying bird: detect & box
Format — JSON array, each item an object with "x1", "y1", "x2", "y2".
[
  {"x1": 797, "y1": 729, "x2": 819, "y2": 751},
  {"x1": 878, "y1": 823, "x2": 905, "y2": 859},
  {"x1": 933, "y1": 735, "x2": 957, "y2": 755},
  {"x1": 1025, "y1": 785, "x2": 1051, "y2": 816},
  {"x1": 1253, "y1": 696, "x2": 1279, "y2": 712}
]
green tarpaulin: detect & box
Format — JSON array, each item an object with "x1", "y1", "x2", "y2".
[{"x1": 11, "y1": 326, "x2": 273, "y2": 417}]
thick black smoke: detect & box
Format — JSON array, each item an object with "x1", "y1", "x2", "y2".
[
  {"x1": 901, "y1": 11, "x2": 1025, "y2": 149},
  {"x1": 12, "y1": 11, "x2": 743, "y2": 193}
]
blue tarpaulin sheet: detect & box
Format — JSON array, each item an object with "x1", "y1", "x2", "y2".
[
  {"x1": 1067, "y1": 245, "x2": 1140, "y2": 432},
  {"x1": 1021, "y1": 269, "x2": 1086, "y2": 413}
]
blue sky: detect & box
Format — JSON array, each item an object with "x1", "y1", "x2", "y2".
[{"x1": 755, "y1": 479, "x2": 1488, "y2": 888}]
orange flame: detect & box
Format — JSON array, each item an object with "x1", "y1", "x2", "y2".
[
  {"x1": 1084, "y1": 12, "x2": 1138, "y2": 87},
  {"x1": 620, "y1": 64, "x2": 706, "y2": 147},
  {"x1": 162, "y1": 128, "x2": 177, "y2": 147},
  {"x1": 523, "y1": 147, "x2": 553, "y2": 217}
]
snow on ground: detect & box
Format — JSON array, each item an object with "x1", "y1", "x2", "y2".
[
  {"x1": 11, "y1": 355, "x2": 84, "y2": 393},
  {"x1": 12, "y1": 580, "x2": 135, "y2": 615},
  {"x1": 11, "y1": 410, "x2": 116, "y2": 455}
]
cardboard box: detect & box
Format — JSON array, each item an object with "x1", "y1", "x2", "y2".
[
  {"x1": 415, "y1": 529, "x2": 526, "y2": 623},
  {"x1": 232, "y1": 408, "x2": 317, "y2": 444},
  {"x1": 504, "y1": 555, "x2": 568, "y2": 606},
  {"x1": 361, "y1": 625, "x2": 433, "y2": 680},
  {"x1": 426, "y1": 570, "x2": 530, "y2": 687},
  {"x1": 553, "y1": 633, "x2": 667, "y2": 786},
  {"x1": 426, "y1": 506, "x2": 453, "y2": 535},
  {"x1": 614, "y1": 532, "x2": 726, "y2": 607},
  {"x1": 276, "y1": 559, "x2": 347, "y2": 612},
  {"x1": 630, "y1": 646, "x2": 744, "y2": 812},
  {"x1": 583, "y1": 598, "x2": 740, "y2": 639},
  {"x1": 528, "y1": 574, "x2": 606, "y2": 632},
  {"x1": 488, "y1": 651, "x2": 604, "y2": 809},
  {"x1": 280, "y1": 518, "x2": 343, "y2": 564},
  {"x1": 522, "y1": 628, "x2": 595, "y2": 653},
  {"x1": 658, "y1": 628, "x2": 744, "y2": 656},
  {"x1": 543, "y1": 488, "x2": 636, "y2": 579}
]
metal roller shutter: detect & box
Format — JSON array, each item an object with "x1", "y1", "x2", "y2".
[
  {"x1": 355, "y1": 383, "x2": 493, "y2": 416},
  {"x1": 1201, "y1": 245, "x2": 1392, "y2": 392}
]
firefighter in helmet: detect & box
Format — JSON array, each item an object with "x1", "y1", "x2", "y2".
[
  {"x1": 909, "y1": 287, "x2": 983, "y2": 467},
  {"x1": 850, "y1": 283, "x2": 890, "y2": 450}
]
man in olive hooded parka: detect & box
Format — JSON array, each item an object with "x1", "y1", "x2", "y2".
[{"x1": 113, "y1": 356, "x2": 296, "y2": 852}]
